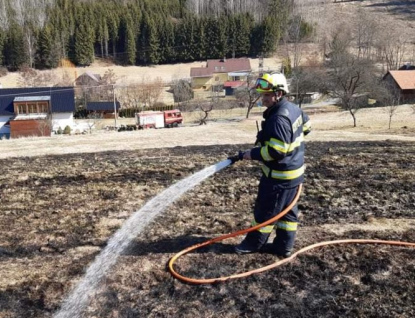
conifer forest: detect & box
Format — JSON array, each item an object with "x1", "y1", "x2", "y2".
[{"x1": 0, "y1": 0, "x2": 297, "y2": 71}]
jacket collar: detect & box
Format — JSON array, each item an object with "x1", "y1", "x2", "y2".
[{"x1": 263, "y1": 97, "x2": 286, "y2": 119}]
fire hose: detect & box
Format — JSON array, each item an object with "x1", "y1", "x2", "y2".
[{"x1": 168, "y1": 183, "x2": 415, "y2": 285}]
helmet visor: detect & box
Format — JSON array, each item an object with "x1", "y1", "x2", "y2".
[{"x1": 255, "y1": 78, "x2": 273, "y2": 92}]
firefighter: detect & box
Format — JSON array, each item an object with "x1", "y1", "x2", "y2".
[{"x1": 233, "y1": 72, "x2": 311, "y2": 257}]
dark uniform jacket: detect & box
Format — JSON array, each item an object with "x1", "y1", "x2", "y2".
[{"x1": 250, "y1": 97, "x2": 311, "y2": 188}]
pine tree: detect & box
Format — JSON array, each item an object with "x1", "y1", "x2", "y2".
[
  {"x1": 36, "y1": 25, "x2": 54, "y2": 69},
  {"x1": 119, "y1": 14, "x2": 136, "y2": 65},
  {"x1": 137, "y1": 13, "x2": 160, "y2": 65},
  {"x1": 74, "y1": 22, "x2": 95, "y2": 66},
  {"x1": 195, "y1": 17, "x2": 207, "y2": 61},
  {"x1": 235, "y1": 13, "x2": 253, "y2": 57},
  {"x1": 205, "y1": 16, "x2": 227, "y2": 59},
  {"x1": 0, "y1": 29, "x2": 5, "y2": 66},
  {"x1": 106, "y1": 6, "x2": 120, "y2": 59},
  {"x1": 159, "y1": 19, "x2": 176, "y2": 63},
  {"x1": 147, "y1": 15, "x2": 160, "y2": 65},
  {"x1": 3, "y1": 21, "x2": 27, "y2": 71}
]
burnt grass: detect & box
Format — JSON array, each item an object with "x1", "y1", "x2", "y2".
[{"x1": 0, "y1": 141, "x2": 414, "y2": 318}]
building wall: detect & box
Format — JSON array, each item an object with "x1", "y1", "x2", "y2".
[
  {"x1": 0, "y1": 116, "x2": 11, "y2": 133},
  {"x1": 402, "y1": 90, "x2": 415, "y2": 103},
  {"x1": 52, "y1": 112, "x2": 74, "y2": 132},
  {"x1": 192, "y1": 73, "x2": 231, "y2": 90},
  {"x1": 0, "y1": 116, "x2": 11, "y2": 138},
  {"x1": 192, "y1": 77, "x2": 211, "y2": 89},
  {"x1": 10, "y1": 120, "x2": 51, "y2": 138}
]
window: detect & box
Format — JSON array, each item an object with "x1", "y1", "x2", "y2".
[
  {"x1": 28, "y1": 103, "x2": 37, "y2": 113},
  {"x1": 38, "y1": 103, "x2": 48, "y2": 113},
  {"x1": 18, "y1": 104, "x2": 26, "y2": 114}
]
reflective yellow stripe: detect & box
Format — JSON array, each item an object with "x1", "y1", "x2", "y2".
[
  {"x1": 277, "y1": 221, "x2": 298, "y2": 231},
  {"x1": 262, "y1": 165, "x2": 304, "y2": 180},
  {"x1": 261, "y1": 165, "x2": 270, "y2": 177},
  {"x1": 287, "y1": 134, "x2": 304, "y2": 152},
  {"x1": 303, "y1": 121, "x2": 311, "y2": 132},
  {"x1": 260, "y1": 146, "x2": 273, "y2": 161},
  {"x1": 292, "y1": 115, "x2": 303, "y2": 132},
  {"x1": 267, "y1": 138, "x2": 288, "y2": 153},
  {"x1": 271, "y1": 166, "x2": 305, "y2": 180},
  {"x1": 252, "y1": 220, "x2": 274, "y2": 233}
]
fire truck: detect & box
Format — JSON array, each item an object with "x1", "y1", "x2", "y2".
[{"x1": 135, "y1": 109, "x2": 183, "y2": 129}]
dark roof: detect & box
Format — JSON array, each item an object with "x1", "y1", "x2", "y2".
[
  {"x1": 76, "y1": 72, "x2": 101, "y2": 82},
  {"x1": 86, "y1": 101, "x2": 120, "y2": 111},
  {"x1": 190, "y1": 58, "x2": 251, "y2": 78},
  {"x1": 0, "y1": 87, "x2": 75, "y2": 116},
  {"x1": 399, "y1": 64, "x2": 415, "y2": 70}
]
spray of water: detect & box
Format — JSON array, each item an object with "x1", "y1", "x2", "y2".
[{"x1": 54, "y1": 159, "x2": 232, "y2": 318}]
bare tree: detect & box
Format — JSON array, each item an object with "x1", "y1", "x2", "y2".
[
  {"x1": 291, "y1": 64, "x2": 325, "y2": 108},
  {"x1": 354, "y1": 9, "x2": 379, "y2": 61},
  {"x1": 85, "y1": 112, "x2": 103, "y2": 134},
  {"x1": 17, "y1": 67, "x2": 56, "y2": 87},
  {"x1": 99, "y1": 69, "x2": 118, "y2": 100},
  {"x1": 323, "y1": 51, "x2": 377, "y2": 127},
  {"x1": 134, "y1": 77, "x2": 164, "y2": 108},
  {"x1": 116, "y1": 84, "x2": 143, "y2": 113},
  {"x1": 375, "y1": 27, "x2": 408, "y2": 71},
  {"x1": 36, "y1": 116, "x2": 53, "y2": 136},
  {"x1": 376, "y1": 80, "x2": 401, "y2": 129},
  {"x1": 234, "y1": 75, "x2": 260, "y2": 119}
]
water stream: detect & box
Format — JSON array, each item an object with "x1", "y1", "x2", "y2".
[{"x1": 54, "y1": 159, "x2": 232, "y2": 318}]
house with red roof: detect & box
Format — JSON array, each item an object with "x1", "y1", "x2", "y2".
[
  {"x1": 190, "y1": 58, "x2": 251, "y2": 91},
  {"x1": 383, "y1": 70, "x2": 415, "y2": 103}
]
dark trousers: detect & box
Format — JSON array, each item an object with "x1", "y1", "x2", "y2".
[{"x1": 242, "y1": 176, "x2": 300, "y2": 254}]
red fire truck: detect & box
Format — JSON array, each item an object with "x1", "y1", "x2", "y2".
[{"x1": 136, "y1": 109, "x2": 183, "y2": 129}]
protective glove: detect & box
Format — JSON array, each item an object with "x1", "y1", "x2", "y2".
[{"x1": 228, "y1": 150, "x2": 244, "y2": 164}]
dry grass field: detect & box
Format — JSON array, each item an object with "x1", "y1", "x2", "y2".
[
  {"x1": 0, "y1": 103, "x2": 414, "y2": 318},
  {"x1": 1, "y1": 1, "x2": 415, "y2": 316}
]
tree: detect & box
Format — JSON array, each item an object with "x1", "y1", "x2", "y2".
[
  {"x1": 291, "y1": 57, "x2": 325, "y2": 108},
  {"x1": 172, "y1": 79, "x2": 193, "y2": 105},
  {"x1": 233, "y1": 75, "x2": 260, "y2": 118},
  {"x1": 99, "y1": 68, "x2": 118, "y2": 100},
  {"x1": 0, "y1": 29, "x2": 4, "y2": 65},
  {"x1": 205, "y1": 16, "x2": 227, "y2": 59},
  {"x1": 198, "y1": 100, "x2": 213, "y2": 125},
  {"x1": 73, "y1": 22, "x2": 95, "y2": 66},
  {"x1": 17, "y1": 66, "x2": 57, "y2": 87},
  {"x1": 36, "y1": 24, "x2": 59, "y2": 69},
  {"x1": 3, "y1": 21, "x2": 27, "y2": 70},
  {"x1": 323, "y1": 52, "x2": 377, "y2": 127},
  {"x1": 137, "y1": 13, "x2": 160, "y2": 65},
  {"x1": 375, "y1": 27, "x2": 407, "y2": 71},
  {"x1": 85, "y1": 112, "x2": 102, "y2": 134},
  {"x1": 36, "y1": 117, "x2": 53, "y2": 136},
  {"x1": 376, "y1": 80, "x2": 401, "y2": 129}
]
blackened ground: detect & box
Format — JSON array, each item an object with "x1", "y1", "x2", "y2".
[{"x1": 0, "y1": 141, "x2": 414, "y2": 317}]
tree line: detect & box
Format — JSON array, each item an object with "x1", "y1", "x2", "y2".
[{"x1": 0, "y1": 0, "x2": 298, "y2": 71}]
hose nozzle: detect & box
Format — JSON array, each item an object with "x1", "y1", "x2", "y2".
[{"x1": 228, "y1": 151, "x2": 244, "y2": 164}]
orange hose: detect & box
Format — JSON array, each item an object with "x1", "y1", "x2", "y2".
[{"x1": 168, "y1": 184, "x2": 415, "y2": 284}]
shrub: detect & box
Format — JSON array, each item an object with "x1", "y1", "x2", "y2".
[
  {"x1": 57, "y1": 127, "x2": 63, "y2": 134},
  {"x1": 63, "y1": 125, "x2": 71, "y2": 135}
]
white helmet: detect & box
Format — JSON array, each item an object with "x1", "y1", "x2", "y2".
[{"x1": 255, "y1": 72, "x2": 289, "y2": 95}]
